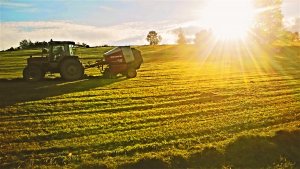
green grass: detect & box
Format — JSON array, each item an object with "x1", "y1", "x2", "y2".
[{"x1": 0, "y1": 44, "x2": 299, "y2": 168}]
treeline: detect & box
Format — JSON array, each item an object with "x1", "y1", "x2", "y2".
[
  {"x1": 19, "y1": 40, "x2": 48, "y2": 49},
  {"x1": 5, "y1": 40, "x2": 52, "y2": 51},
  {"x1": 5, "y1": 40, "x2": 91, "y2": 52},
  {"x1": 146, "y1": 28, "x2": 300, "y2": 46}
]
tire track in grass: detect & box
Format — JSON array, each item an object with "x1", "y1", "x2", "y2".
[
  {"x1": 2, "y1": 106, "x2": 299, "y2": 165},
  {"x1": 1, "y1": 80, "x2": 299, "y2": 119},
  {"x1": 2, "y1": 89, "x2": 299, "y2": 124},
  {"x1": 0, "y1": 92, "x2": 229, "y2": 121},
  {"x1": 1, "y1": 76, "x2": 297, "y2": 116},
  {"x1": 1, "y1": 111, "x2": 298, "y2": 165},
  {"x1": 1, "y1": 97, "x2": 298, "y2": 154},
  {"x1": 0, "y1": 93, "x2": 298, "y2": 137}
]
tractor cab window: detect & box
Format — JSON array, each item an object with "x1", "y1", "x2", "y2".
[
  {"x1": 69, "y1": 45, "x2": 74, "y2": 56},
  {"x1": 52, "y1": 45, "x2": 65, "y2": 61},
  {"x1": 53, "y1": 45, "x2": 65, "y2": 55}
]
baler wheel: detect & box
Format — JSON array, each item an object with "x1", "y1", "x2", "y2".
[
  {"x1": 103, "y1": 68, "x2": 116, "y2": 79},
  {"x1": 126, "y1": 69, "x2": 137, "y2": 78}
]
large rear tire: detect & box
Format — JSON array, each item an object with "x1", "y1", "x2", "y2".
[
  {"x1": 126, "y1": 68, "x2": 137, "y2": 78},
  {"x1": 23, "y1": 66, "x2": 44, "y2": 82},
  {"x1": 60, "y1": 59, "x2": 84, "y2": 81}
]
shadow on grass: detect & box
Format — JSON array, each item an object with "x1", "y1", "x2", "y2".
[
  {"x1": 121, "y1": 157, "x2": 169, "y2": 169},
  {"x1": 224, "y1": 130, "x2": 299, "y2": 168},
  {"x1": 120, "y1": 129, "x2": 300, "y2": 169},
  {"x1": 0, "y1": 76, "x2": 125, "y2": 107}
]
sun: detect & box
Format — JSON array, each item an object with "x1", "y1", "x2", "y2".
[{"x1": 201, "y1": 0, "x2": 255, "y2": 40}]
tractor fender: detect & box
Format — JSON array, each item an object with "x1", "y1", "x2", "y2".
[{"x1": 27, "y1": 63, "x2": 48, "y2": 73}]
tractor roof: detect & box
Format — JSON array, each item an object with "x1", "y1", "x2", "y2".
[{"x1": 49, "y1": 41, "x2": 75, "y2": 45}]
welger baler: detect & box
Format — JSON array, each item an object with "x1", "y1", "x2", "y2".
[{"x1": 86, "y1": 46, "x2": 143, "y2": 78}]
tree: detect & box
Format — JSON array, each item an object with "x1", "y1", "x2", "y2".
[
  {"x1": 293, "y1": 32, "x2": 300, "y2": 41},
  {"x1": 33, "y1": 41, "x2": 48, "y2": 48},
  {"x1": 176, "y1": 28, "x2": 187, "y2": 45},
  {"x1": 146, "y1": 31, "x2": 162, "y2": 45},
  {"x1": 19, "y1": 39, "x2": 48, "y2": 49},
  {"x1": 28, "y1": 40, "x2": 34, "y2": 48},
  {"x1": 252, "y1": 0, "x2": 284, "y2": 43},
  {"x1": 19, "y1": 39, "x2": 30, "y2": 49},
  {"x1": 194, "y1": 30, "x2": 213, "y2": 45},
  {"x1": 6, "y1": 47, "x2": 15, "y2": 51}
]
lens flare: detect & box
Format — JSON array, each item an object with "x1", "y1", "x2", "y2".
[{"x1": 201, "y1": 0, "x2": 255, "y2": 40}]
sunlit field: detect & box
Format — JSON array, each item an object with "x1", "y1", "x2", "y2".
[{"x1": 0, "y1": 44, "x2": 299, "y2": 168}]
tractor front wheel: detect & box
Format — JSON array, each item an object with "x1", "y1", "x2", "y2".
[
  {"x1": 60, "y1": 59, "x2": 84, "y2": 81},
  {"x1": 126, "y1": 68, "x2": 137, "y2": 78},
  {"x1": 23, "y1": 66, "x2": 44, "y2": 82}
]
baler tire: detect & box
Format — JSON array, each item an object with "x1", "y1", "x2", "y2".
[
  {"x1": 103, "y1": 70, "x2": 116, "y2": 79},
  {"x1": 136, "y1": 64, "x2": 141, "y2": 69},
  {"x1": 60, "y1": 59, "x2": 84, "y2": 81},
  {"x1": 23, "y1": 66, "x2": 44, "y2": 82},
  {"x1": 126, "y1": 69, "x2": 137, "y2": 78},
  {"x1": 103, "y1": 68, "x2": 111, "y2": 79}
]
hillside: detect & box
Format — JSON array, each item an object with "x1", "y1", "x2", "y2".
[{"x1": 0, "y1": 45, "x2": 299, "y2": 168}]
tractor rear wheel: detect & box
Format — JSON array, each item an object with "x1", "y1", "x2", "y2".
[
  {"x1": 60, "y1": 59, "x2": 84, "y2": 81},
  {"x1": 126, "y1": 68, "x2": 137, "y2": 78},
  {"x1": 23, "y1": 66, "x2": 44, "y2": 81}
]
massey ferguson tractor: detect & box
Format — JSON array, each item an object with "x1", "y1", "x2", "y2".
[{"x1": 23, "y1": 40, "x2": 143, "y2": 81}]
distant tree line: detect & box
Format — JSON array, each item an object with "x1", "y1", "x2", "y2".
[
  {"x1": 4, "y1": 40, "x2": 48, "y2": 51},
  {"x1": 145, "y1": 26, "x2": 299, "y2": 47},
  {"x1": 4, "y1": 39, "x2": 91, "y2": 51},
  {"x1": 19, "y1": 40, "x2": 48, "y2": 49},
  {"x1": 76, "y1": 42, "x2": 90, "y2": 48}
]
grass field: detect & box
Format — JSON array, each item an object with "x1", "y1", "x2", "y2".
[{"x1": 0, "y1": 44, "x2": 299, "y2": 168}]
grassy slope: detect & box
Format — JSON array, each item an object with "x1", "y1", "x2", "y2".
[{"x1": 0, "y1": 45, "x2": 299, "y2": 168}]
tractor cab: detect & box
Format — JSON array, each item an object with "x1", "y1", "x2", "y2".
[{"x1": 48, "y1": 41, "x2": 76, "y2": 62}]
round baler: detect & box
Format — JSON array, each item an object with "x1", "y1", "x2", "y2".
[{"x1": 101, "y1": 46, "x2": 143, "y2": 78}]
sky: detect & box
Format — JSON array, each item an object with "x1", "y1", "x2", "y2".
[{"x1": 0, "y1": 0, "x2": 299, "y2": 50}]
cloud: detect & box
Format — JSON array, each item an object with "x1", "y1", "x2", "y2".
[
  {"x1": 0, "y1": 1, "x2": 32, "y2": 8},
  {"x1": 0, "y1": 20, "x2": 198, "y2": 50},
  {"x1": 0, "y1": 0, "x2": 38, "y2": 13}
]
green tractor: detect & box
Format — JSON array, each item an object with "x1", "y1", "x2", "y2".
[{"x1": 23, "y1": 40, "x2": 84, "y2": 81}]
